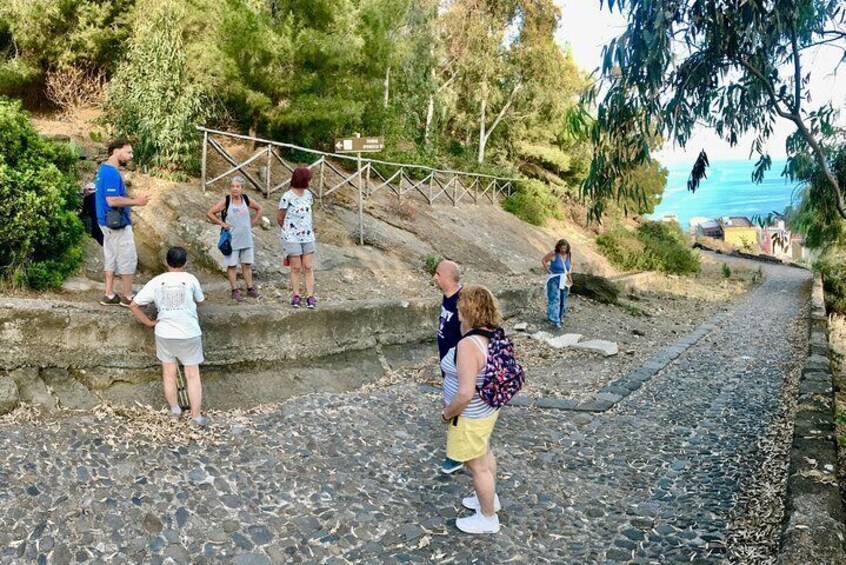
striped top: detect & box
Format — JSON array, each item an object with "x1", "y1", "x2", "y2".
[{"x1": 441, "y1": 335, "x2": 497, "y2": 419}]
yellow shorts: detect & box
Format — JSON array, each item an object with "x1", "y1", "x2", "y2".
[{"x1": 446, "y1": 412, "x2": 499, "y2": 462}]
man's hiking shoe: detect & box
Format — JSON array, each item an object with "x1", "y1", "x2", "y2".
[
  {"x1": 170, "y1": 406, "x2": 183, "y2": 420},
  {"x1": 306, "y1": 296, "x2": 316, "y2": 309},
  {"x1": 120, "y1": 295, "x2": 134, "y2": 308},
  {"x1": 441, "y1": 458, "x2": 463, "y2": 474},
  {"x1": 231, "y1": 289, "x2": 244, "y2": 302},
  {"x1": 456, "y1": 511, "x2": 500, "y2": 534},
  {"x1": 246, "y1": 287, "x2": 261, "y2": 299},
  {"x1": 462, "y1": 492, "x2": 501, "y2": 512},
  {"x1": 100, "y1": 294, "x2": 121, "y2": 306},
  {"x1": 190, "y1": 415, "x2": 210, "y2": 427},
  {"x1": 291, "y1": 295, "x2": 302, "y2": 308}
]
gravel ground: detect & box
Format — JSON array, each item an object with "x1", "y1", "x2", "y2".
[
  {"x1": 512, "y1": 253, "x2": 759, "y2": 401},
  {"x1": 0, "y1": 259, "x2": 809, "y2": 564}
]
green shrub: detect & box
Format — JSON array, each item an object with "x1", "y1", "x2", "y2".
[
  {"x1": 502, "y1": 179, "x2": 562, "y2": 226},
  {"x1": 518, "y1": 143, "x2": 573, "y2": 177},
  {"x1": 635, "y1": 221, "x2": 700, "y2": 274},
  {"x1": 105, "y1": 1, "x2": 213, "y2": 174},
  {"x1": 0, "y1": 97, "x2": 84, "y2": 289},
  {"x1": 816, "y1": 258, "x2": 846, "y2": 315},
  {"x1": 597, "y1": 221, "x2": 700, "y2": 275},
  {"x1": 722, "y1": 263, "x2": 731, "y2": 278},
  {"x1": 422, "y1": 254, "x2": 443, "y2": 276},
  {"x1": 596, "y1": 229, "x2": 652, "y2": 271}
]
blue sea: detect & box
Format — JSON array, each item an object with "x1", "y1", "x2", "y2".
[{"x1": 648, "y1": 159, "x2": 805, "y2": 229}]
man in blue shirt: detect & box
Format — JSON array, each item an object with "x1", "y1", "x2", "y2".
[
  {"x1": 95, "y1": 140, "x2": 148, "y2": 307},
  {"x1": 433, "y1": 259, "x2": 464, "y2": 474}
]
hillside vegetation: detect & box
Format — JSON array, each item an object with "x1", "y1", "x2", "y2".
[
  {"x1": 0, "y1": 98, "x2": 83, "y2": 289},
  {"x1": 0, "y1": 0, "x2": 667, "y2": 227}
]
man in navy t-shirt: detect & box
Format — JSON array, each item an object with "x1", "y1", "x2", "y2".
[
  {"x1": 433, "y1": 259, "x2": 463, "y2": 474},
  {"x1": 95, "y1": 140, "x2": 148, "y2": 307},
  {"x1": 436, "y1": 267, "x2": 462, "y2": 360}
]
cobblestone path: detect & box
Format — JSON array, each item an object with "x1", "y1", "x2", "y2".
[{"x1": 0, "y1": 260, "x2": 811, "y2": 564}]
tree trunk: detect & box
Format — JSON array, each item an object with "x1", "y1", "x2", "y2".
[
  {"x1": 424, "y1": 95, "x2": 434, "y2": 146},
  {"x1": 478, "y1": 80, "x2": 521, "y2": 165},
  {"x1": 249, "y1": 113, "x2": 259, "y2": 150},
  {"x1": 477, "y1": 81, "x2": 487, "y2": 164},
  {"x1": 383, "y1": 66, "x2": 391, "y2": 109}
]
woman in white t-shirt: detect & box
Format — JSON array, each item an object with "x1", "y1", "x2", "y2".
[
  {"x1": 129, "y1": 247, "x2": 209, "y2": 426},
  {"x1": 277, "y1": 165, "x2": 317, "y2": 308}
]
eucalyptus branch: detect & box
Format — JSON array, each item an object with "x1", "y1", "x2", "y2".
[
  {"x1": 819, "y1": 30, "x2": 846, "y2": 39},
  {"x1": 790, "y1": 21, "x2": 802, "y2": 115},
  {"x1": 801, "y1": 37, "x2": 846, "y2": 50},
  {"x1": 738, "y1": 59, "x2": 796, "y2": 120},
  {"x1": 486, "y1": 80, "x2": 523, "y2": 135}
]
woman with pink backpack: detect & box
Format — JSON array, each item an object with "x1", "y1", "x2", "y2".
[{"x1": 440, "y1": 285, "x2": 524, "y2": 534}]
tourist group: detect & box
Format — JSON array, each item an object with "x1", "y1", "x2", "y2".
[{"x1": 91, "y1": 139, "x2": 575, "y2": 535}]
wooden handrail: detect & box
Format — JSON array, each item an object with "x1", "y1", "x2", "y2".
[{"x1": 196, "y1": 126, "x2": 521, "y2": 183}]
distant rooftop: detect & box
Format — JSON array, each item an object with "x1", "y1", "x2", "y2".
[
  {"x1": 698, "y1": 220, "x2": 721, "y2": 229},
  {"x1": 720, "y1": 216, "x2": 753, "y2": 228}
]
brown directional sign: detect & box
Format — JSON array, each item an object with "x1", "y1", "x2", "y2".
[{"x1": 334, "y1": 136, "x2": 384, "y2": 153}]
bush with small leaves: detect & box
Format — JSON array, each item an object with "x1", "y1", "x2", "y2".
[
  {"x1": 422, "y1": 254, "x2": 443, "y2": 276},
  {"x1": 597, "y1": 221, "x2": 700, "y2": 275},
  {"x1": 502, "y1": 179, "x2": 562, "y2": 226},
  {"x1": 0, "y1": 97, "x2": 84, "y2": 289}
]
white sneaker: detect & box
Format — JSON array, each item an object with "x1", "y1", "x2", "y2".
[
  {"x1": 462, "y1": 492, "x2": 501, "y2": 512},
  {"x1": 190, "y1": 415, "x2": 210, "y2": 427},
  {"x1": 456, "y1": 510, "x2": 500, "y2": 534}
]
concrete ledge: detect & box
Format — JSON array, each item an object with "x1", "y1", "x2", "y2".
[
  {"x1": 0, "y1": 296, "x2": 439, "y2": 374},
  {"x1": 0, "y1": 290, "x2": 533, "y2": 374},
  {"x1": 778, "y1": 274, "x2": 846, "y2": 564},
  {"x1": 0, "y1": 292, "x2": 536, "y2": 413}
]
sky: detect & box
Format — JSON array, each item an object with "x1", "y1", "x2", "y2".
[{"x1": 553, "y1": 1, "x2": 846, "y2": 167}]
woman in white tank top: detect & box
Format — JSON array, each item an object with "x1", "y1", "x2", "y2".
[{"x1": 440, "y1": 285, "x2": 503, "y2": 534}]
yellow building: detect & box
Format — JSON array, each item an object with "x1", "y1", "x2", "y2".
[{"x1": 720, "y1": 216, "x2": 759, "y2": 250}]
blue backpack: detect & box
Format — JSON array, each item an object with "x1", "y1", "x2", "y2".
[
  {"x1": 218, "y1": 229, "x2": 232, "y2": 256},
  {"x1": 217, "y1": 194, "x2": 249, "y2": 256}
]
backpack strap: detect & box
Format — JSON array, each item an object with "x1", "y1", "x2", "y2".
[
  {"x1": 465, "y1": 328, "x2": 495, "y2": 340},
  {"x1": 222, "y1": 194, "x2": 250, "y2": 224},
  {"x1": 222, "y1": 194, "x2": 231, "y2": 223},
  {"x1": 453, "y1": 328, "x2": 496, "y2": 364}
]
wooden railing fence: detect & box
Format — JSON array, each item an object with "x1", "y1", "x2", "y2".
[{"x1": 197, "y1": 127, "x2": 520, "y2": 243}]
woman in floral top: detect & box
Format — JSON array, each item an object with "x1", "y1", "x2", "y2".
[{"x1": 277, "y1": 166, "x2": 317, "y2": 308}]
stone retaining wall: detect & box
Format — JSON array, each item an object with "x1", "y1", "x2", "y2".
[
  {"x1": 0, "y1": 296, "x2": 434, "y2": 371},
  {"x1": 0, "y1": 289, "x2": 531, "y2": 413},
  {"x1": 778, "y1": 274, "x2": 846, "y2": 564}
]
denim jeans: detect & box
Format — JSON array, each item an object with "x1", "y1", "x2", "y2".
[{"x1": 546, "y1": 276, "x2": 570, "y2": 325}]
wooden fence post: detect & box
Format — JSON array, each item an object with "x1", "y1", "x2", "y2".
[
  {"x1": 365, "y1": 161, "x2": 372, "y2": 199},
  {"x1": 318, "y1": 158, "x2": 326, "y2": 204},
  {"x1": 201, "y1": 130, "x2": 208, "y2": 192},
  {"x1": 265, "y1": 145, "x2": 272, "y2": 198},
  {"x1": 357, "y1": 153, "x2": 364, "y2": 246}
]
